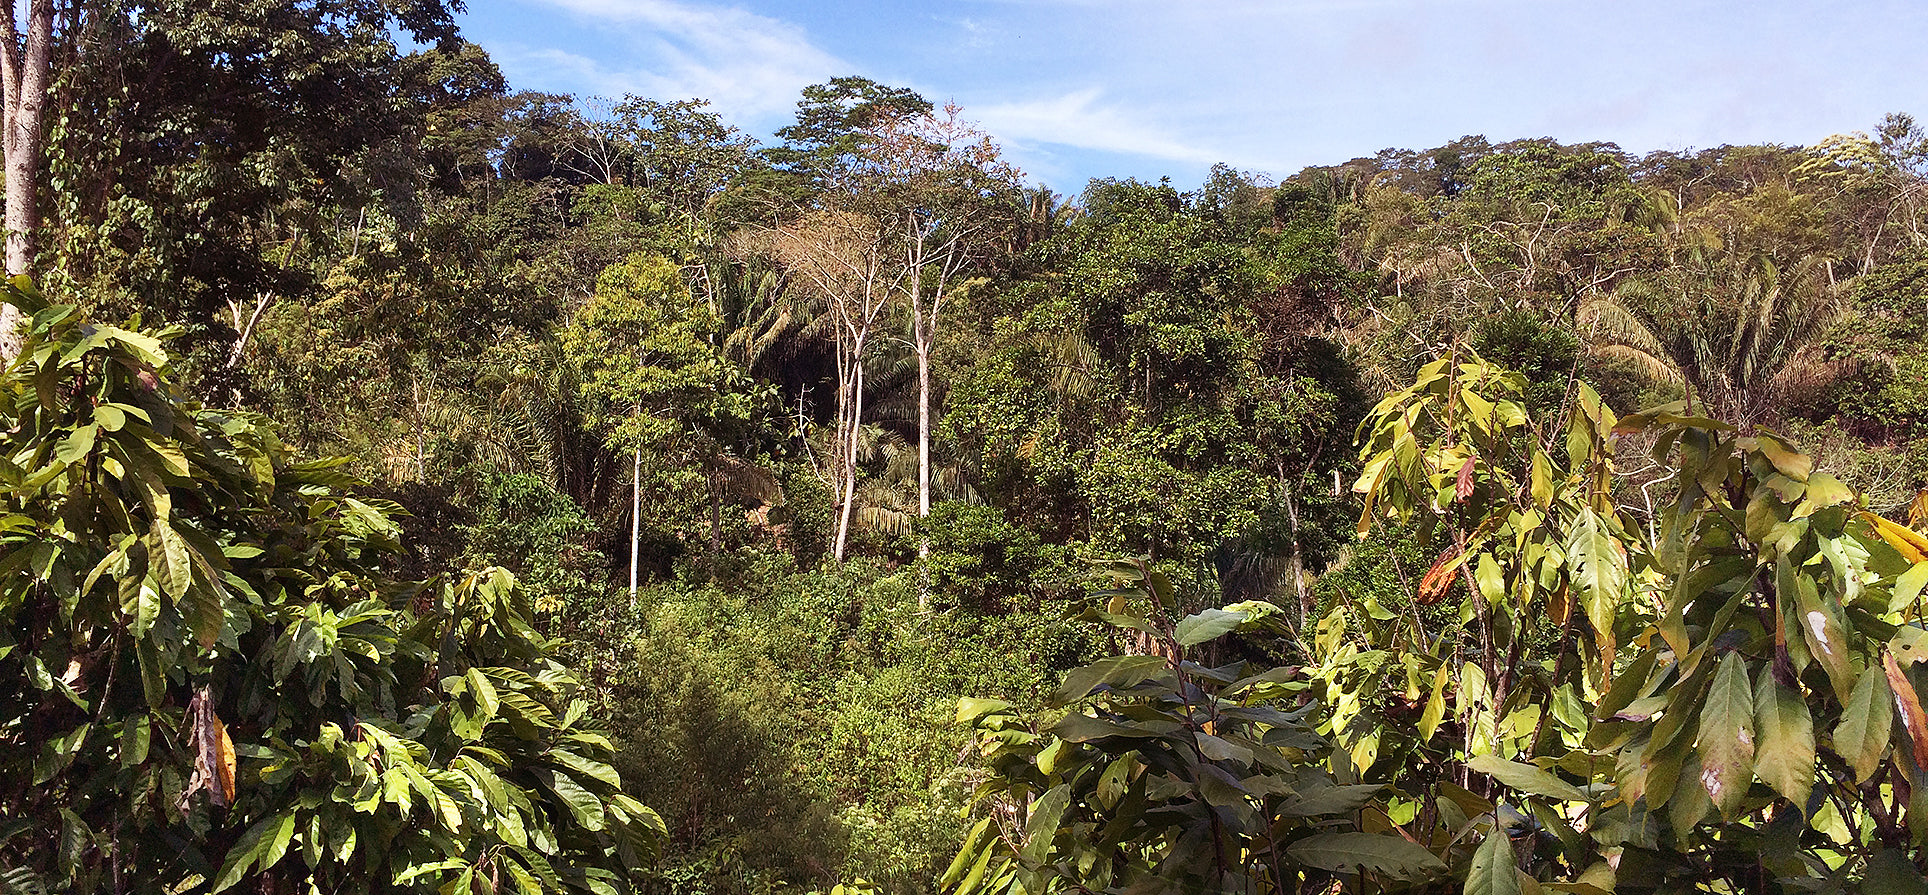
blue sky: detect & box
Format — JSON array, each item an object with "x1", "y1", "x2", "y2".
[{"x1": 457, "y1": 0, "x2": 1928, "y2": 194}]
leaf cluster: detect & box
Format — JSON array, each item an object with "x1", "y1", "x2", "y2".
[{"x1": 0, "y1": 279, "x2": 664, "y2": 893}]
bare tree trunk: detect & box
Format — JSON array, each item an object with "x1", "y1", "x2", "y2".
[
  {"x1": 833, "y1": 339, "x2": 866, "y2": 562},
  {"x1": 917, "y1": 344, "x2": 931, "y2": 519},
  {"x1": 771, "y1": 213, "x2": 905, "y2": 564},
  {"x1": 908, "y1": 227, "x2": 934, "y2": 560},
  {"x1": 629, "y1": 444, "x2": 641, "y2": 605},
  {"x1": 915, "y1": 341, "x2": 932, "y2": 609},
  {"x1": 1283, "y1": 486, "x2": 1308, "y2": 626},
  {"x1": 0, "y1": 0, "x2": 55, "y2": 361},
  {"x1": 830, "y1": 335, "x2": 852, "y2": 558},
  {"x1": 902, "y1": 211, "x2": 966, "y2": 593}
]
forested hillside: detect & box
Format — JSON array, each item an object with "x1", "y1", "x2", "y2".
[{"x1": 6, "y1": 3, "x2": 1928, "y2": 894}]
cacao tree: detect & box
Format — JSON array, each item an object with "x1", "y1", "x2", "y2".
[
  {"x1": 1339, "y1": 352, "x2": 1928, "y2": 889},
  {"x1": 946, "y1": 560, "x2": 1450, "y2": 894},
  {"x1": 0, "y1": 277, "x2": 664, "y2": 892}
]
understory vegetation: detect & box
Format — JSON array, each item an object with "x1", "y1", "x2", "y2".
[{"x1": 7, "y1": 3, "x2": 1928, "y2": 893}]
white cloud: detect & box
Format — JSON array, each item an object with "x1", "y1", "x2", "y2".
[
  {"x1": 973, "y1": 89, "x2": 1222, "y2": 166},
  {"x1": 510, "y1": 0, "x2": 846, "y2": 122}
]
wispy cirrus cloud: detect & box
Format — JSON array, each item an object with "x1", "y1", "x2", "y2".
[
  {"x1": 499, "y1": 0, "x2": 846, "y2": 123},
  {"x1": 973, "y1": 89, "x2": 1221, "y2": 166}
]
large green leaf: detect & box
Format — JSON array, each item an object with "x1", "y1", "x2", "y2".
[
  {"x1": 1053, "y1": 655, "x2": 1169, "y2": 705},
  {"x1": 549, "y1": 749, "x2": 620, "y2": 789},
  {"x1": 956, "y1": 697, "x2": 1012, "y2": 723},
  {"x1": 541, "y1": 767, "x2": 606, "y2": 833},
  {"x1": 1697, "y1": 652, "x2": 1756, "y2": 818},
  {"x1": 1286, "y1": 832, "x2": 1448, "y2": 880},
  {"x1": 1052, "y1": 713, "x2": 1161, "y2": 742},
  {"x1": 1862, "y1": 849, "x2": 1928, "y2": 894},
  {"x1": 1468, "y1": 754, "x2": 1589, "y2": 803},
  {"x1": 210, "y1": 811, "x2": 296, "y2": 892},
  {"x1": 1173, "y1": 608, "x2": 1244, "y2": 647},
  {"x1": 1566, "y1": 507, "x2": 1628, "y2": 652},
  {"x1": 1020, "y1": 784, "x2": 1071, "y2": 865},
  {"x1": 1466, "y1": 832, "x2": 1524, "y2": 895},
  {"x1": 940, "y1": 818, "x2": 994, "y2": 889},
  {"x1": 1836, "y1": 667, "x2": 1893, "y2": 784},
  {"x1": 1752, "y1": 669, "x2": 1815, "y2": 809},
  {"x1": 149, "y1": 519, "x2": 193, "y2": 599},
  {"x1": 1277, "y1": 784, "x2": 1383, "y2": 818}
]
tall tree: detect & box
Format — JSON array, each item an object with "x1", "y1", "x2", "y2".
[
  {"x1": 34, "y1": 0, "x2": 462, "y2": 376},
  {"x1": 0, "y1": 0, "x2": 53, "y2": 359},
  {"x1": 754, "y1": 75, "x2": 932, "y2": 204},
  {"x1": 770, "y1": 209, "x2": 903, "y2": 562},
  {"x1": 559, "y1": 253, "x2": 750, "y2": 593},
  {"x1": 858, "y1": 105, "x2": 1021, "y2": 547}
]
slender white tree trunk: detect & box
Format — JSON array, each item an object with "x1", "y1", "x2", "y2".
[
  {"x1": 829, "y1": 334, "x2": 852, "y2": 561},
  {"x1": 832, "y1": 339, "x2": 866, "y2": 563},
  {"x1": 0, "y1": 0, "x2": 54, "y2": 361},
  {"x1": 915, "y1": 342, "x2": 932, "y2": 609},
  {"x1": 908, "y1": 230, "x2": 934, "y2": 562},
  {"x1": 629, "y1": 444, "x2": 641, "y2": 605},
  {"x1": 916, "y1": 345, "x2": 931, "y2": 521}
]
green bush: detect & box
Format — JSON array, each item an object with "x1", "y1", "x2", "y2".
[
  {"x1": 462, "y1": 469, "x2": 611, "y2": 616},
  {"x1": 581, "y1": 550, "x2": 1102, "y2": 895},
  {"x1": 0, "y1": 281, "x2": 663, "y2": 891}
]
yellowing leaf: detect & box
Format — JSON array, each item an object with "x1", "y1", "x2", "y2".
[
  {"x1": 1893, "y1": 562, "x2": 1928, "y2": 613},
  {"x1": 1789, "y1": 568, "x2": 1853, "y2": 703},
  {"x1": 1893, "y1": 627, "x2": 1928, "y2": 666},
  {"x1": 1418, "y1": 662, "x2": 1450, "y2": 742},
  {"x1": 1668, "y1": 753, "x2": 1712, "y2": 830},
  {"x1": 1755, "y1": 435, "x2": 1813, "y2": 481},
  {"x1": 1475, "y1": 554, "x2": 1506, "y2": 605},
  {"x1": 1864, "y1": 511, "x2": 1928, "y2": 564},
  {"x1": 1791, "y1": 472, "x2": 1856, "y2": 518}
]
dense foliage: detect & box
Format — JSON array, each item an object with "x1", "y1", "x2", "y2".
[
  {"x1": 0, "y1": 280, "x2": 663, "y2": 891},
  {"x1": 11, "y1": 4, "x2": 1928, "y2": 892}
]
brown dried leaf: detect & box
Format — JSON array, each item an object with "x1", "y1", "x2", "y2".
[
  {"x1": 179, "y1": 686, "x2": 236, "y2": 810},
  {"x1": 1417, "y1": 546, "x2": 1463, "y2": 605},
  {"x1": 214, "y1": 715, "x2": 235, "y2": 806},
  {"x1": 1882, "y1": 651, "x2": 1928, "y2": 775}
]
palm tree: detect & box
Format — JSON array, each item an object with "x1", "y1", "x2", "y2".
[{"x1": 1582, "y1": 235, "x2": 1841, "y2": 427}]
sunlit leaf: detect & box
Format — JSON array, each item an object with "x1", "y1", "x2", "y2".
[
  {"x1": 1468, "y1": 754, "x2": 1589, "y2": 803},
  {"x1": 1286, "y1": 832, "x2": 1448, "y2": 879},
  {"x1": 1836, "y1": 668, "x2": 1892, "y2": 785},
  {"x1": 1466, "y1": 831, "x2": 1524, "y2": 895},
  {"x1": 1752, "y1": 669, "x2": 1815, "y2": 809},
  {"x1": 1697, "y1": 652, "x2": 1755, "y2": 818}
]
